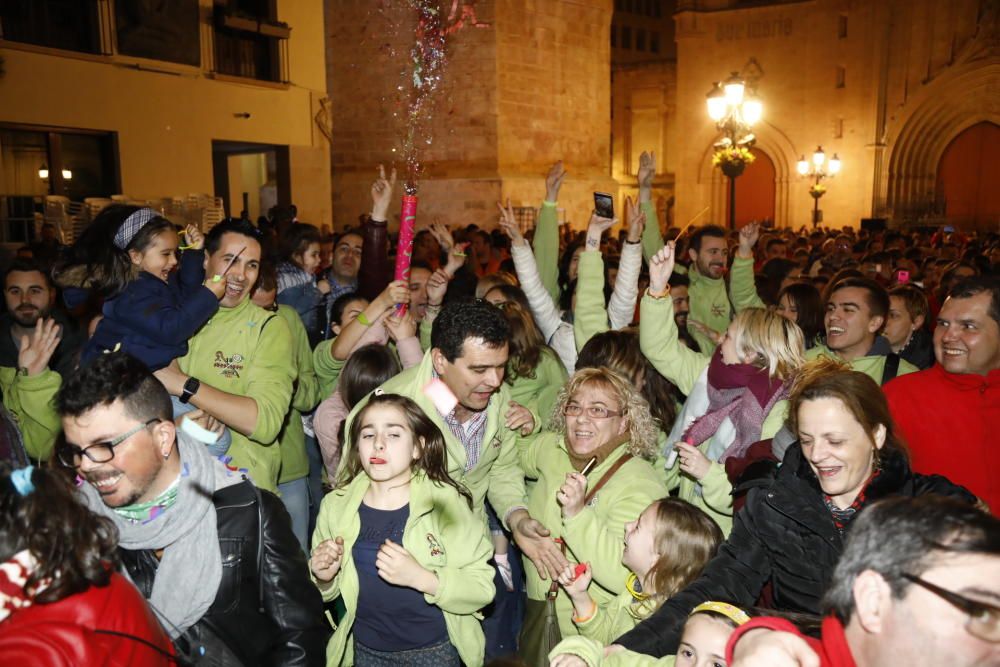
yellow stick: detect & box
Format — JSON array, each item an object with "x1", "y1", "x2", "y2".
[{"x1": 676, "y1": 206, "x2": 711, "y2": 238}]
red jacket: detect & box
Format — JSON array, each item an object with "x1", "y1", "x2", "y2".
[
  {"x1": 884, "y1": 364, "x2": 1000, "y2": 514},
  {"x1": 0, "y1": 572, "x2": 175, "y2": 666},
  {"x1": 726, "y1": 615, "x2": 857, "y2": 667}
]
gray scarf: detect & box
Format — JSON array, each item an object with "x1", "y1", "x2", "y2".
[{"x1": 79, "y1": 430, "x2": 243, "y2": 637}]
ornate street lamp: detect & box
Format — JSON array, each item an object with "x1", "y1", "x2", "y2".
[
  {"x1": 797, "y1": 146, "x2": 841, "y2": 228},
  {"x1": 708, "y1": 72, "x2": 762, "y2": 230}
]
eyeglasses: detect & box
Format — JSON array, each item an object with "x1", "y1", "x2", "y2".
[
  {"x1": 563, "y1": 404, "x2": 624, "y2": 420},
  {"x1": 903, "y1": 573, "x2": 1000, "y2": 642},
  {"x1": 58, "y1": 419, "x2": 162, "y2": 468}
]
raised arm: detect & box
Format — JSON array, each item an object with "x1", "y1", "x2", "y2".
[
  {"x1": 330, "y1": 280, "x2": 409, "y2": 361},
  {"x1": 637, "y1": 151, "x2": 664, "y2": 262},
  {"x1": 573, "y1": 213, "x2": 617, "y2": 351},
  {"x1": 358, "y1": 164, "x2": 396, "y2": 301},
  {"x1": 731, "y1": 221, "x2": 766, "y2": 311},
  {"x1": 533, "y1": 161, "x2": 567, "y2": 301},
  {"x1": 607, "y1": 196, "x2": 644, "y2": 329}
]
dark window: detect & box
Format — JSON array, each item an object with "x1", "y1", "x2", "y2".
[
  {"x1": 213, "y1": 1, "x2": 289, "y2": 82},
  {"x1": 838, "y1": 15, "x2": 848, "y2": 39},
  {"x1": 621, "y1": 26, "x2": 631, "y2": 49},
  {"x1": 615, "y1": 0, "x2": 624, "y2": 10},
  {"x1": 0, "y1": 0, "x2": 101, "y2": 54},
  {"x1": 115, "y1": 0, "x2": 200, "y2": 66},
  {"x1": 655, "y1": 1, "x2": 663, "y2": 18},
  {"x1": 636, "y1": 29, "x2": 646, "y2": 51},
  {"x1": 651, "y1": 32, "x2": 660, "y2": 53}
]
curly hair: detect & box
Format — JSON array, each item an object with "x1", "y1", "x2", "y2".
[
  {"x1": 341, "y1": 394, "x2": 473, "y2": 508},
  {"x1": 0, "y1": 465, "x2": 118, "y2": 604},
  {"x1": 547, "y1": 367, "x2": 659, "y2": 460},
  {"x1": 431, "y1": 299, "x2": 510, "y2": 363},
  {"x1": 57, "y1": 351, "x2": 172, "y2": 423}
]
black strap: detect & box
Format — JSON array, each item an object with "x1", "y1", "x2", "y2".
[{"x1": 881, "y1": 353, "x2": 901, "y2": 385}]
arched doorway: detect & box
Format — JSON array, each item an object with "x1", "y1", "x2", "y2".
[
  {"x1": 936, "y1": 122, "x2": 999, "y2": 229},
  {"x1": 728, "y1": 147, "x2": 776, "y2": 227}
]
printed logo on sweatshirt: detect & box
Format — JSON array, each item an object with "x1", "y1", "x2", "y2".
[
  {"x1": 214, "y1": 351, "x2": 245, "y2": 378},
  {"x1": 711, "y1": 302, "x2": 727, "y2": 318},
  {"x1": 426, "y1": 532, "x2": 444, "y2": 558}
]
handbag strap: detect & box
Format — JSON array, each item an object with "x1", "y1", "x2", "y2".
[
  {"x1": 546, "y1": 453, "x2": 634, "y2": 598},
  {"x1": 584, "y1": 453, "x2": 633, "y2": 505}
]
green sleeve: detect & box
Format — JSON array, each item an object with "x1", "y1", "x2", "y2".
[
  {"x1": 310, "y1": 494, "x2": 345, "y2": 602},
  {"x1": 761, "y1": 399, "x2": 788, "y2": 440},
  {"x1": 729, "y1": 256, "x2": 766, "y2": 311},
  {"x1": 0, "y1": 368, "x2": 61, "y2": 462},
  {"x1": 576, "y1": 594, "x2": 639, "y2": 645},
  {"x1": 639, "y1": 293, "x2": 711, "y2": 396},
  {"x1": 246, "y1": 316, "x2": 296, "y2": 444},
  {"x1": 699, "y1": 460, "x2": 734, "y2": 519},
  {"x1": 424, "y1": 491, "x2": 496, "y2": 614},
  {"x1": 574, "y1": 251, "x2": 610, "y2": 351},
  {"x1": 561, "y1": 472, "x2": 666, "y2": 594},
  {"x1": 282, "y1": 308, "x2": 323, "y2": 413},
  {"x1": 419, "y1": 311, "x2": 433, "y2": 352},
  {"x1": 313, "y1": 339, "x2": 345, "y2": 399},
  {"x1": 486, "y1": 427, "x2": 530, "y2": 529},
  {"x1": 533, "y1": 200, "x2": 561, "y2": 302},
  {"x1": 640, "y1": 201, "x2": 663, "y2": 263},
  {"x1": 517, "y1": 430, "x2": 556, "y2": 480}
]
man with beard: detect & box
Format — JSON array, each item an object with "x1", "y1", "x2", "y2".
[
  {"x1": 666, "y1": 273, "x2": 700, "y2": 353},
  {"x1": 60, "y1": 352, "x2": 326, "y2": 666},
  {"x1": 1, "y1": 260, "x2": 83, "y2": 378},
  {"x1": 152, "y1": 219, "x2": 294, "y2": 492},
  {"x1": 683, "y1": 224, "x2": 735, "y2": 354}
]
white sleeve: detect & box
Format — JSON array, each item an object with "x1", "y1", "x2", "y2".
[
  {"x1": 548, "y1": 322, "x2": 577, "y2": 374},
  {"x1": 511, "y1": 243, "x2": 565, "y2": 342},
  {"x1": 607, "y1": 241, "x2": 642, "y2": 330}
]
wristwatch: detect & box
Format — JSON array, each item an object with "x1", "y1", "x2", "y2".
[{"x1": 179, "y1": 377, "x2": 201, "y2": 404}]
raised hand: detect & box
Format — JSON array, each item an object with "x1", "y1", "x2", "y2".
[
  {"x1": 184, "y1": 224, "x2": 205, "y2": 250},
  {"x1": 384, "y1": 309, "x2": 416, "y2": 342},
  {"x1": 17, "y1": 317, "x2": 60, "y2": 377},
  {"x1": 688, "y1": 319, "x2": 724, "y2": 346},
  {"x1": 497, "y1": 199, "x2": 526, "y2": 246},
  {"x1": 738, "y1": 221, "x2": 761, "y2": 258},
  {"x1": 425, "y1": 268, "x2": 450, "y2": 307},
  {"x1": 444, "y1": 242, "x2": 469, "y2": 277},
  {"x1": 370, "y1": 164, "x2": 397, "y2": 221},
  {"x1": 556, "y1": 472, "x2": 587, "y2": 519},
  {"x1": 376, "y1": 280, "x2": 411, "y2": 312},
  {"x1": 625, "y1": 195, "x2": 646, "y2": 243},
  {"x1": 428, "y1": 221, "x2": 454, "y2": 253},
  {"x1": 637, "y1": 151, "x2": 656, "y2": 202},
  {"x1": 648, "y1": 241, "x2": 676, "y2": 295},
  {"x1": 310, "y1": 536, "x2": 344, "y2": 583},
  {"x1": 585, "y1": 212, "x2": 617, "y2": 251},
  {"x1": 545, "y1": 160, "x2": 567, "y2": 202}
]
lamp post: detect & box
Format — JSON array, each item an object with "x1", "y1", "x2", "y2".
[
  {"x1": 707, "y1": 72, "x2": 762, "y2": 230},
  {"x1": 797, "y1": 146, "x2": 841, "y2": 228}
]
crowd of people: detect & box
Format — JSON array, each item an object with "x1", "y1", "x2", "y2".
[{"x1": 0, "y1": 154, "x2": 997, "y2": 667}]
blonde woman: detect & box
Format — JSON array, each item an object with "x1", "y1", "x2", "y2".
[
  {"x1": 516, "y1": 368, "x2": 668, "y2": 662},
  {"x1": 639, "y1": 242, "x2": 806, "y2": 535}
]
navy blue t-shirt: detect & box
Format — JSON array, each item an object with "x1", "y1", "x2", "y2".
[{"x1": 352, "y1": 502, "x2": 450, "y2": 651}]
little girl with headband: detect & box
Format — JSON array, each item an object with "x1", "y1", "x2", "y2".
[{"x1": 56, "y1": 205, "x2": 229, "y2": 452}]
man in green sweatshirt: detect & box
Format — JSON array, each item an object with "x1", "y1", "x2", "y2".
[{"x1": 154, "y1": 219, "x2": 294, "y2": 492}]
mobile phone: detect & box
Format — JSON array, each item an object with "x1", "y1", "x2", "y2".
[
  {"x1": 594, "y1": 192, "x2": 614, "y2": 219},
  {"x1": 896, "y1": 270, "x2": 910, "y2": 284}
]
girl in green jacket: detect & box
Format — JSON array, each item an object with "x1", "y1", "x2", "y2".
[
  {"x1": 555, "y1": 497, "x2": 723, "y2": 645},
  {"x1": 310, "y1": 393, "x2": 494, "y2": 667}
]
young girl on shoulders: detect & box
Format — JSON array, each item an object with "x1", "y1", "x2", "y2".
[
  {"x1": 310, "y1": 393, "x2": 495, "y2": 667},
  {"x1": 558, "y1": 497, "x2": 723, "y2": 644}
]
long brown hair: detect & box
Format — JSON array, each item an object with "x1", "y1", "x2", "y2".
[
  {"x1": 0, "y1": 465, "x2": 118, "y2": 604},
  {"x1": 787, "y1": 358, "x2": 908, "y2": 463},
  {"x1": 644, "y1": 498, "x2": 724, "y2": 605},
  {"x1": 501, "y1": 301, "x2": 548, "y2": 382},
  {"x1": 342, "y1": 393, "x2": 473, "y2": 508}
]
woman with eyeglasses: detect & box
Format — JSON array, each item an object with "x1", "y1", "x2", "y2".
[
  {"x1": 640, "y1": 242, "x2": 807, "y2": 536},
  {"x1": 516, "y1": 367, "x2": 667, "y2": 661},
  {"x1": 611, "y1": 360, "x2": 978, "y2": 659}
]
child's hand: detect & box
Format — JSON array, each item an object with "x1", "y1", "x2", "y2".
[
  {"x1": 676, "y1": 442, "x2": 713, "y2": 481},
  {"x1": 688, "y1": 320, "x2": 724, "y2": 346},
  {"x1": 203, "y1": 275, "x2": 227, "y2": 300},
  {"x1": 317, "y1": 278, "x2": 331, "y2": 295},
  {"x1": 505, "y1": 400, "x2": 535, "y2": 435},
  {"x1": 310, "y1": 537, "x2": 344, "y2": 583},
  {"x1": 184, "y1": 224, "x2": 205, "y2": 250},
  {"x1": 384, "y1": 310, "x2": 416, "y2": 342},
  {"x1": 557, "y1": 562, "x2": 592, "y2": 596},
  {"x1": 557, "y1": 472, "x2": 588, "y2": 519},
  {"x1": 376, "y1": 540, "x2": 437, "y2": 595}
]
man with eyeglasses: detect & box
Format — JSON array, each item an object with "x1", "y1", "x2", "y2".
[
  {"x1": 58, "y1": 352, "x2": 326, "y2": 666},
  {"x1": 727, "y1": 496, "x2": 1000, "y2": 667}
]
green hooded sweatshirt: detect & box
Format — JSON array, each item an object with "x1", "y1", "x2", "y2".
[
  {"x1": 274, "y1": 305, "x2": 322, "y2": 485},
  {"x1": 178, "y1": 298, "x2": 294, "y2": 491},
  {"x1": 0, "y1": 367, "x2": 61, "y2": 462}
]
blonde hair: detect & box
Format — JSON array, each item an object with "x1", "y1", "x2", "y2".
[
  {"x1": 729, "y1": 307, "x2": 806, "y2": 380},
  {"x1": 475, "y1": 271, "x2": 518, "y2": 299},
  {"x1": 645, "y1": 498, "x2": 724, "y2": 603},
  {"x1": 548, "y1": 367, "x2": 658, "y2": 460}
]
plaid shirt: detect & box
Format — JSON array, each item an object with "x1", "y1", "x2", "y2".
[{"x1": 442, "y1": 406, "x2": 490, "y2": 472}]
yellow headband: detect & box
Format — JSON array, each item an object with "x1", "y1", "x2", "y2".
[{"x1": 690, "y1": 601, "x2": 751, "y2": 626}]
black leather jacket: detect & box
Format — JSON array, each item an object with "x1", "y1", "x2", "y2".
[{"x1": 120, "y1": 480, "x2": 327, "y2": 666}]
